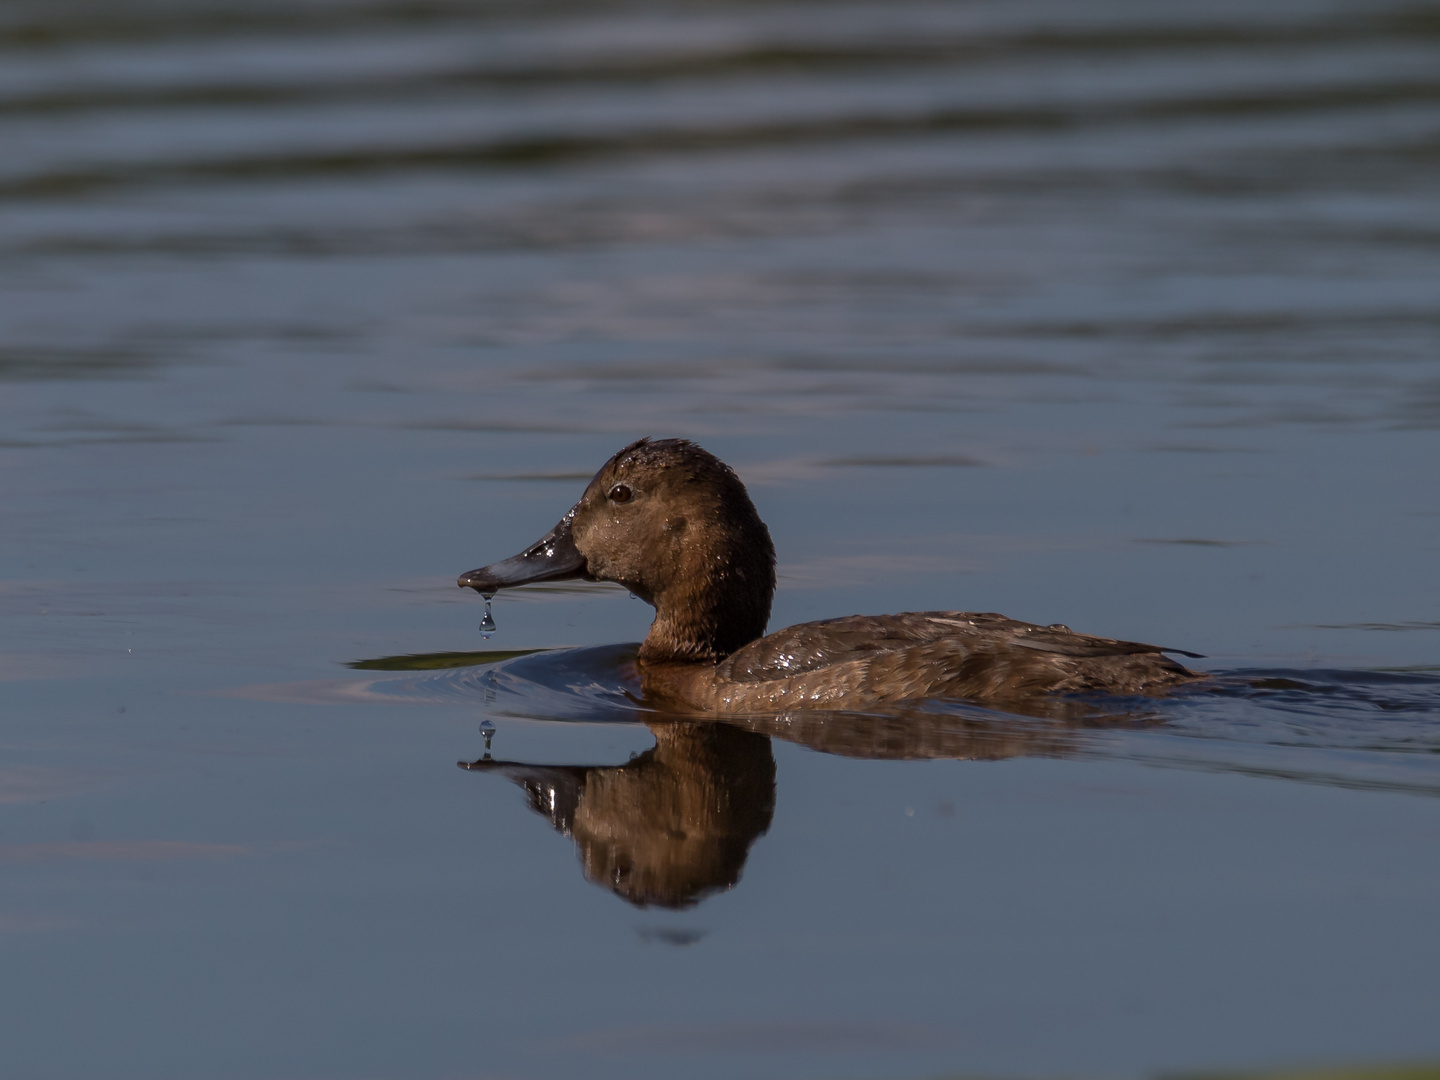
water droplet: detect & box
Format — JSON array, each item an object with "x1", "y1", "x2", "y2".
[
  {"x1": 479, "y1": 599, "x2": 496, "y2": 637},
  {"x1": 480, "y1": 719, "x2": 495, "y2": 751}
]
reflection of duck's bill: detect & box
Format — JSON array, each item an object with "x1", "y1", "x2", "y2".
[
  {"x1": 459, "y1": 757, "x2": 535, "y2": 772},
  {"x1": 458, "y1": 758, "x2": 590, "y2": 783},
  {"x1": 458, "y1": 513, "x2": 591, "y2": 593}
]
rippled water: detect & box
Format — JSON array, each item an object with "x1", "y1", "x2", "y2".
[{"x1": 2, "y1": 1, "x2": 1439, "y2": 1078}]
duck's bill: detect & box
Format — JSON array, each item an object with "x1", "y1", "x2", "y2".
[{"x1": 458, "y1": 516, "x2": 590, "y2": 593}]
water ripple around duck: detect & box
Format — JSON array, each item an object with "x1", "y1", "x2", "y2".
[{"x1": 354, "y1": 645, "x2": 1440, "y2": 795}]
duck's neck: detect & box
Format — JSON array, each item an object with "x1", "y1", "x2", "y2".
[{"x1": 637, "y1": 528, "x2": 775, "y2": 664}]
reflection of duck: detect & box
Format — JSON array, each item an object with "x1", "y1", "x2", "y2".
[
  {"x1": 461, "y1": 722, "x2": 775, "y2": 909},
  {"x1": 459, "y1": 438, "x2": 1205, "y2": 712},
  {"x1": 718, "y1": 700, "x2": 1137, "y2": 761},
  {"x1": 458, "y1": 705, "x2": 1136, "y2": 907}
]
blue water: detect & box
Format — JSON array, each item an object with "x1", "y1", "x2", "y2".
[{"x1": 2, "y1": 1, "x2": 1439, "y2": 1077}]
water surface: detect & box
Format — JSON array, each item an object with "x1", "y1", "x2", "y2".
[{"x1": 2, "y1": 1, "x2": 1439, "y2": 1078}]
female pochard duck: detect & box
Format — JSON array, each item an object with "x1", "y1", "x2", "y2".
[{"x1": 459, "y1": 438, "x2": 1205, "y2": 711}]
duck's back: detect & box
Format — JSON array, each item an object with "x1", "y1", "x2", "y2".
[{"x1": 648, "y1": 612, "x2": 1205, "y2": 712}]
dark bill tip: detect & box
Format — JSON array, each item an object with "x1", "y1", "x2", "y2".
[{"x1": 458, "y1": 567, "x2": 506, "y2": 593}]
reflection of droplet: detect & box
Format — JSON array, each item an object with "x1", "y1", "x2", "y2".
[
  {"x1": 480, "y1": 599, "x2": 496, "y2": 637},
  {"x1": 480, "y1": 719, "x2": 495, "y2": 751}
]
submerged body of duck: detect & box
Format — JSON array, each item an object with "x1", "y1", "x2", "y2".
[{"x1": 459, "y1": 438, "x2": 1205, "y2": 710}]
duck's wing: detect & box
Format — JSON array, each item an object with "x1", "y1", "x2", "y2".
[
  {"x1": 969, "y1": 614, "x2": 1205, "y2": 660},
  {"x1": 720, "y1": 611, "x2": 1195, "y2": 684}
]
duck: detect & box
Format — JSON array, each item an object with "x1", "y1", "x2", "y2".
[{"x1": 458, "y1": 438, "x2": 1207, "y2": 712}]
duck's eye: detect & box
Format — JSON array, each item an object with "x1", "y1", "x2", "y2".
[{"x1": 608, "y1": 483, "x2": 633, "y2": 504}]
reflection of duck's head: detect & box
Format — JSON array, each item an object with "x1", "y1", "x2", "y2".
[
  {"x1": 462, "y1": 722, "x2": 775, "y2": 909},
  {"x1": 460, "y1": 438, "x2": 775, "y2": 662}
]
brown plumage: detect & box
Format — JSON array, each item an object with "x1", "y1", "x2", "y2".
[{"x1": 459, "y1": 438, "x2": 1206, "y2": 712}]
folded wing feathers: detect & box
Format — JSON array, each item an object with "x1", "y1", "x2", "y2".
[{"x1": 721, "y1": 611, "x2": 1201, "y2": 691}]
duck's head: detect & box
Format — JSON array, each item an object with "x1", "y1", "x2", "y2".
[{"x1": 459, "y1": 438, "x2": 776, "y2": 662}]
